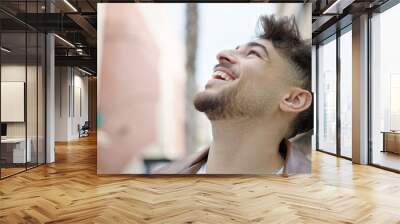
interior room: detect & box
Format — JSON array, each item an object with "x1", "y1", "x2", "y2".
[
  {"x1": 0, "y1": 0, "x2": 96, "y2": 179},
  {"x1": 0, "y1": 23, "x2": 46, "y2": 178},
  {"x1": 0, "y1": 0, "x2": 399, "y2": 223},
  {"x1": 370, "y1": 2, "x2": 400, "y2": 171}
]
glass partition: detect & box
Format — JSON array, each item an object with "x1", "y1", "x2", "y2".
[
  {"x1": 0, "y1": 1, "x2": 46, "y2": 179},
  {"x1": 317, "y1": 36, "x2": 337, "y2": 154},
  {"x1": 0, "y1": 31, "x2": 28, "y2": 177},
  {"x1": 27, "y1": 31, "x2": 38, "y2": 169},
  {"x1": 38, "y1": 32, "x2": 45, "y2": 165},
  {"x1": 371, "y1": 3, "x2": 400, "y2": 171},
  {"x1": 339, "y1": 28, "x2": 352, "y2": 158}
]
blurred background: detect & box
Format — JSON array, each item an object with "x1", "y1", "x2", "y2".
[{"x1": 97, "y1": 3, "x2": 312, "y2": 174}]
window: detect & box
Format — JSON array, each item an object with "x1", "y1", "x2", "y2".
[
  {"x1": 317, "y1": 36, "x2": 337, "y2": 154},
  {"x1": 370, "y1": 2, "x2": 400, "y2": 171},
  {"x1": 339, "y1": 28, "x2": 352, "y2": 158}
]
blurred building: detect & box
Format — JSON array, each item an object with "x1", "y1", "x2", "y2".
[{"x1": 97, "y1": 4, "x2": 186, "y2": 174}]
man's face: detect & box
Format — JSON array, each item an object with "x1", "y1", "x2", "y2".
[{"x1": 194, "y1": 38, "x2": 298, "y2": 120}]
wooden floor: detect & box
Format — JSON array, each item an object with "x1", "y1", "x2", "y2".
[
  {"x1": 1, "y1": 135, "x2": 400, "y2": 223},
  {"x1": 1, "y1": 163, "x2": 45, "y2": 178},
  {"x1": 373, "y1": 150, "x2": 400, "y2": 171},
  {"x1": 1, "y1": 167, "x2": 26, "y2": 178}
]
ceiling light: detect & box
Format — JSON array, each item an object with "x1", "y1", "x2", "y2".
[
  {"x1": 54, "y1": 34, "x2": 75, "y2": 48},
  {"x1": 78, "y1": 67, "x2": 93, "y2": 76},
  {"x1": 322, "y1": 0, "x2": 354, "y2": 15},
  {"x1": 63, "y1": 0, "x2": 78, "y2": 12},
  {"x1": 1, "y1": 47, "x2": 11, "y2": 53},
  {"x1": 323, "y1": 0, "x2": 341, "y2": 14}
]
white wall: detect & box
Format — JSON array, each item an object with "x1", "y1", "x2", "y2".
[
  {"x1": 1, "y1": 65, "x2": 38, "y2": 137},
  {"x1": 71, "y1": 73, "x2": 89, "y2": 138},
  {"x1": 1, "y1": 66, "x2": 26, "y2": 139},
  {"x1": 55, "y1": 67, "x2": 89, "y2": 141},
  {"x1": 55, "y1": 67, "x2": 69, "y2": 141},
  {"x1": 1, "y1": 64, "x2": 46, "y2": 164}
]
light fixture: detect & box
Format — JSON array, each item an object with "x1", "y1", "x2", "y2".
[
  {"x1": 54, "y1": 34, "x2": 75, "y2": 48},
  {"x1": 323, "y1": 0, "x2": 341, "y2": 14},
  {"x1": 63, "y1": 0, "x2": 78, "y2": 12},
  {"x1": 76, "y1": 48, "x2": 85, "y2": 56},
  {"x1": 78, "y1": 67, "x2": 93, "y2": 76},
  {"x1": 1, "y1": 47, "x2": 11, "y2": 53},
  {"x1": 322, "y1": 0, "x2": 354, "y2": 15}
]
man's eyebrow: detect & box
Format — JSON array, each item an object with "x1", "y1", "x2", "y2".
[{"x1": 246, "y1": 42, "x2": 269, "y2": 57}]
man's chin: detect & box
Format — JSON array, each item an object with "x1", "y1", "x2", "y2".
[{"x1": 193, "y1": 90, "x2": 220, "y2": 113}]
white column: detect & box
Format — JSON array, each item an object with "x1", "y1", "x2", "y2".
[
  {"x1": 312, "y1": 45, "x2": 317, "y2": 150},
  {"x1": 46, "y1": 33, "x2": 55, "y2": 163},
  {"x1": 352, "y1": 14, "x2": 369, "y2": 164}
]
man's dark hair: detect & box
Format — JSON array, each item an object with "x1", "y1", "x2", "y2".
[{"x1": 256, "y1": 15, "x2": 313, "y2": 140}]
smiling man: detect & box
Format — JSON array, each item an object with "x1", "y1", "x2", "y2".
[{"x1": 155, "y1": 15, "x2": 313, "y2": 175}]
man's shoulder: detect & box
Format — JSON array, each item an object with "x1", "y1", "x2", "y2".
[
  {"x1": 152, "y1": 148, "x2": 209, "y2": 174},
  {"x1": 283, "y1": 130, "x2": 312, "y2": 175}
]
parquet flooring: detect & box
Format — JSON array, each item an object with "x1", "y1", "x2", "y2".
[
  {"x1": 1, "y1": 167, "x2": 26, "y2": 178},
  {"x1": 1, "y1": 134, "x2": 400, "y2": 223}
]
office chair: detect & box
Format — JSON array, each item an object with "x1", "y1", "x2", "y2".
[{"x1": 79, "y1": 121, "x2": 90, "y2": 138}]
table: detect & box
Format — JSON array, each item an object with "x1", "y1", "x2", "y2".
[
  {"x1": 381, "y1": 131, "x2": 400, "y2": 154},
  {"x1": 1, "y1": 138, "x2": 32, "y2": 163}
]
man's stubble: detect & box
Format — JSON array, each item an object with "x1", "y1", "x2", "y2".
[{"x1": 193, "y1": 81, "x2": 273, "y2": 120}]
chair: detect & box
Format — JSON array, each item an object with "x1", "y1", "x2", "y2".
[{"x1": 79, "y1": 121, "x2": 90, "y2": 138}]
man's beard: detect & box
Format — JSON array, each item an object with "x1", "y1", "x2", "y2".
[{"x1": 193, "y1": 83, "x2": 264, "y2": 120}]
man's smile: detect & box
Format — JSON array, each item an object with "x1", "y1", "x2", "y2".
[
  {"x1": 212, "y1": 71, "x2": 234, "y2": 81},
  {"x1": 213, "y1": 66, "x2": 238, "y2": 80},
  {"x1": 206, "y1": 71, "x2": 238, "y2": 89},
  {"x1": 204, "y1": 65, "x2": 239, "y2": 89}
]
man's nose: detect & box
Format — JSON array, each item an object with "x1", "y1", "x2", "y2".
[{"x1": 216, "y1": 50, "x2": 237, "y2": 64}]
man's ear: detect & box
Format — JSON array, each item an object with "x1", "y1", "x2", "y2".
[{"x1": 280, "y1": 88, "x2": 312, "y2": 113}]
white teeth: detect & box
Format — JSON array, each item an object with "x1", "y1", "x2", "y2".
[
  {"x1": 212, "y1": 71, "x2": 234, "y2": 81},
  {"x1": 221, "y1": 73, "x2": 228, "y2": 80}
]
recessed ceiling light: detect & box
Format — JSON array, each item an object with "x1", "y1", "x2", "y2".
[
  {"x1": 1, "y1": 47, "x2": 11, "y2": 53},
  {"x1": 54, "y1": 34, "x2": 75, "y2": 48},
  {"x1": 322, "y1": 0, "x2": 354, "y2": 15},
  {"x1": 63, "y1": 0, "x2": 78, "y2": 12},
  {"x1": 78, "y1": 67, "x2": 93, "y2": 76}
]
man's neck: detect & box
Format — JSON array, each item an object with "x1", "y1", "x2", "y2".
[{"x1": 206, "y1": 116, "x2": 286, "y2": 174}]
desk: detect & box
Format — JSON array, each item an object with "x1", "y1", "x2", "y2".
[
  {"x1": 1, "y1": 138, "x2": 31, "y2": 163},
  {"x1": 382, "y1": 131, "x2": 400, "y2": 154}
]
